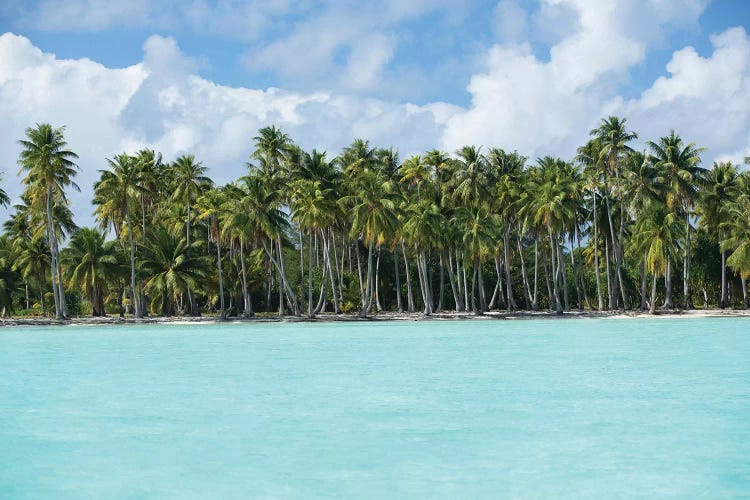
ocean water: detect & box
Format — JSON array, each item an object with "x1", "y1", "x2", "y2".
[{"x1": 0, "y1": 318, "x2": 749, "y2": 499}]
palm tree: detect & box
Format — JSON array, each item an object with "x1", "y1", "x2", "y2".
[
  {"x1": 172, "y1": 154, "x2": 212, "y2": 315},
  {"x1": 291, "y1": 179, "x2": 336, "y2": 317},
  {"x1": 95, "y1": 153, "x2": 146, "y2": 317},
  {"x1": 17, "y1": 123, "x2": 79, "y2": 320},
  {"x1": 0, "y1": 173, "x2": 9, "y2": 207},
  {"x1": 140, "y1": 228, "x2": 210, "y2": 315},
  {"x1": 647, "y1": 131, "x2": 706, "y2": 308},
  {"x1": 343, "y1": 170, "x2": 401, "y2": 317},
  {"x1": 196, "y1": 187, "x2": 228, "y2": 319},
  {"x1": 632, "y1": 204, "x2": 682, "y2": 314},
  {"x1": 590, "y1": 116, "x2": 637, "y2": 309},
  {"x1": 61, "y1": 228, "x2": 118, "y2": 316},
  {"x1": 699, "y1": 162, "x2": 739, "y2": 308}
]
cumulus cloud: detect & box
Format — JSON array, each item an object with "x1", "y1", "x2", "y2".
[
  {"x1": 438, "y1": 0, "x2": 750, "y2": 171},
  {"x1": 0, "y1": 33, "x2": 450, "y2": 226}
]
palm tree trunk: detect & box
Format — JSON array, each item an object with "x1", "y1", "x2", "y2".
[
  {"x1": 684, "y1": 211, "x2": 692, "y2": 309},
  {"x1": 503, "y1": 227, "x2": 517, "y2": 311},
  {"x1": 559, "y1": 239, "x2": 569, "y2": 311},
  {"x1": 308, "y1": 231, "x2": 313, "y2": 317},
  {"x1": 277, "y1": 238, "x2": 298, "y2": 315},
  {"x1": 640, "y1": 251, "x2": 647, "y2": 311},
  {"x1": 570, "y1": 233, "x2": 582, "y2": 310},
  {"x1": 549, "y1": 227, "x2": 562, "y2": 314},
  {"x1": 605, "y1": 238, "x2": 613, "y2": 310},
  {"x1": 56, "y1": 254, "x2": 67, "y2": 318},
  {"x1": 490, "y1": 253, "x2": 504, "y2": 310},
  {"x1": 664, "y1": 259, "x2": 674, "y2": 309},
  {"x1": 360, "y1": 240, "x2": 375, "y2": 317},
  {"x1": 532, "y1": 239, "x2": 539, "y2": 311},
  {"x1": 741, "y1": 274, "x2": 748, "y2": 309},
  {"x1": 300, "y1": 231, "x2": 305, "y2": 309},
  {"x1": 375, "y1": 247, "x2": 382, "y2": 311},
  {"x1": 394, "y1": 249, "x2": 403, "y2": 312},
  {"x1": 216, "y1": 226, "x2": 225, "y2": 319},
  {"x1": 437, "y1": 254, "x2": 445, "y2": 312},
  {"x1": 324, "y1": 231, "x2": 339, "y2": 314},
  {"x1": 542, "y1": 254, "x2": 553, "y2": 310},
  {"x1": 186, "y1": 201, "x2": 199, "y2": 316},
  {"x1": 592, "y1": 192, "x2": 604, "y2": 310},
  {"x1": 356, "y1": 239, "x2": 364, "y2": 304},
  {"x1": 603, "y1": 185, "x2": 620, "y2": 309},
  {"x1": 470, "y1": 263, "x2": 478, "y2": 314},
  {"x1": 477, "y1": 258, "x2": 487, "y2": 313},
  {"x1": 517, "y1": 235, "x2": 532, "y2": 308},
  {"x1": 720, "y1": 249, "x2": 727, "y2": 309},
  {"x1": 46, "y1": 187, "x2": 61, "y2": 319},
  {"x1": 239, "y1": 237, "x2": 253, "y2": 317},
  {"x1": 127, "y1": 208, "x2": 141, "y2": 319},
  {"x1": 402, "y1": 240, "x2": 415, "y2": 312},
  {"x1": 650, "y1": 274, "x2": 658, "y2": 314},
  {"x1": 24, "y1": 281, "x2": 30, "y2": 310},
  {"x1": 446, "y1": 250, "x2": 462, "y2": 311},
  {"x1": 461, "y1": 254, "x2": 470, "y2": 312}
]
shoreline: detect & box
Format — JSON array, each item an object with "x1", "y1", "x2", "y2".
[{"x1": 2, "y1": 308, "x2": 750, "y2": 327}]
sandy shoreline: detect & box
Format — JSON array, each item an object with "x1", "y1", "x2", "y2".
[{"x1": 1, "y1": 308, "x2": 750, "y2": 327}]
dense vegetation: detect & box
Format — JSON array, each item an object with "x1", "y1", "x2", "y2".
[{"x1": 1, "y1": 118, "x2": 749, "y2": 319}]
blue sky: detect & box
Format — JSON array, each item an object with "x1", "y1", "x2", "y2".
[
  {"x1": 2, "y1": 0, "x2": 747, "y2": 105},
  {"x1": 1, "y1": 0, "x2": 749, "y2": 224}
]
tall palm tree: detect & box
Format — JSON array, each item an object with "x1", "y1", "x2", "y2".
[
  {"x1": 700, "y1": 162, "x2": 740, "y2": 308},
  {"x1": 172, "y1": 154, "x2": 212, "y2": 315},
  {"x1": 17, "y1": 123, "x2": 79, "y2": 320},
  {"x1": 95, "y1": 153, "x2": 145, "y2": 317},
  {"x1": 61, "y1": 228, "x2": 118, "y2": 316},
  {"x1": 647, "y1": 131, "x2": 706, "y2": 308},
  {"x1": 196, "y1": 187, "x2": 228, "y2": 319},
  {"x1": 632, "y1": 204, "x2": 682, "y2": 314},
  {"x1": 343, "y1": 170, "x2": 401, "y2": 317},
  {"x1": 590, "y1": 116, "x2": 637, "y2": 309}
]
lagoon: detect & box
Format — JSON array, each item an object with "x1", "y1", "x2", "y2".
[{"x1": 1, "y1": 318, "x2": 749, "y2": 498}]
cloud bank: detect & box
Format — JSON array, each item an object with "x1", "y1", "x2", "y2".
[{"x1": 2, "y1": 0, "x2": 750, "y2": 227}]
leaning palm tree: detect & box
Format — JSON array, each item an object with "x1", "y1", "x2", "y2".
[
  {"x1": 61, "y1": 228, "x2": 118, "y2": 316},
  {"x1": 17, "y1": 123, "x2": 79, "y2": 320},
  {"x1": 647, "y1": 131, "x2": 706, "y2": 308},
  {"x1": 171, "y1": 154, "x2": 212, "y2": 315}
]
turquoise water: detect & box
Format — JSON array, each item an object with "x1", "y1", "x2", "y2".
[{"x1": 1, "y1": 319, "x2": 749, "y2": 498}]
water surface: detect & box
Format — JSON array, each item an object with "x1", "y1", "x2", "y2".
[{"x1": 1, "y1": 318, "x2": 749, "y2": 498}]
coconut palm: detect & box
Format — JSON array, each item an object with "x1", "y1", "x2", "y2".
[
  {"x1": 343, "y1": 170, "x2": 402, "y2": 316},
  {"x1": 196, "y1": 187, "x2": 228, "y2": 319},
  {"x1": 648, "y1": 131, "x2": 705, "y2": 308},
  {"x1": 17, "y1": 123, "x2": 79, "y2": 320},
  {"x1": 171, "y1": 154, "x2": 212, "y2": 315},
  {"x1": 632, "y1": 204, "x2": 682, "y2": 314},
  {"x1": 140, "y1": 228, "x2": 210, "y2": 315},
  {"x1": 61, "y1": 228, "x2": 119, "y2": 316},
  {"x1": 589, "y1": 116, "x2": 637, "y2": 309},
  {"x1": 95, "y1": 153, "x2": 146, "y2": 317},
  {"x1": 698, "y1": 161, "x2": 739, "y2": 308}
]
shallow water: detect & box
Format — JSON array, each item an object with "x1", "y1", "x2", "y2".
[{"x1": 1, "y1": 318, "x2": 749, "y2": 498}]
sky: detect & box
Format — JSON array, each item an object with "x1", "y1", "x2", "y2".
[{"x1": 1, "y1": 0, "x2": 749, "y2": 226}]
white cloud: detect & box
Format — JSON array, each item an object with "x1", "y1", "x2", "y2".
[
  {"x1": 441, "y1": 0, "x2": 716, "y2": 157},
  {"x1": 0, "y1": 33, "x2": 449, "y2": 226}
]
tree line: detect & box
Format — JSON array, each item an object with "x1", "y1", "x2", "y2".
[{"x1": 1, "y1": 117, "x2": 749, "y2": 319}]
